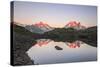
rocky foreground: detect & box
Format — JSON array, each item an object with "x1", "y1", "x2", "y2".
[
  {"x1": 12, "y1": 32, "x2": 36, "y2": 65},
  {"x1": 11, "y1": 23, "x2": 36, "y2": 66}
]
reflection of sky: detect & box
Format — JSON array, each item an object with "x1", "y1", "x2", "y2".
[
  {"x1": 27, "y1": 40, "x2": 97, "y2": 64},
  {"x1": 14, "y1": 1, "x2": 97, "y2": 27}
]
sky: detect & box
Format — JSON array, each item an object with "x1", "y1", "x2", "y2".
[{"x1": 13, "y1": 1, "x2": 97, "y2": 27}]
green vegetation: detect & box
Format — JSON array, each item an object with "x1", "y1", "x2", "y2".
[
  {"x1": 78, "y1": 26, "x2": 97, "y2": 47},
  {"x1": 43, "y1": 28, "x2": 78, "y2": 42},
  {"x1": 43, "y1": 26, "x2": 97, "y2": 47}
]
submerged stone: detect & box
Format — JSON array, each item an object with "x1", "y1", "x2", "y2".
[{"x1": 55, "y1": 46, "x2": 63, "y2": 50}]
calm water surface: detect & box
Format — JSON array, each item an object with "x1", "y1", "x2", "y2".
[{"x1": 26, "y1": 39, "x2": 97, "y2": 64}]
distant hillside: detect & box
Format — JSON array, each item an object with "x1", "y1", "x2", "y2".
[
  {"x1": 78, "y1": 26, "x2": 97, "y2": 40},
  {"x1": 78, "y1": 26, "x2": 97, "y2": 47},
  {"x1": 13, "y1": 24, "x2": 34, "y2": 36},
  {"x1": 43, "y1": 28, "x2": 78, "y2": 42}
]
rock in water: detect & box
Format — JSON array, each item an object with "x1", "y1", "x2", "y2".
[{"x1": 55, "y1": 46, "x2": 63, "y2": 50}]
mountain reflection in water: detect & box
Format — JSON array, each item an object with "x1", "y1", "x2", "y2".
[
  {"x1": 65, "y1": 41, "x2": 83, "y2": 48},
  {"x1": 34, "y1": 39, "x2": 82, "y2": 48},
  {"x1": 27, "y1": 39, "x2": 97, "y2": 65},
  {"x1": 34, "y1": 39, "x2": 51, "y2": 47}
]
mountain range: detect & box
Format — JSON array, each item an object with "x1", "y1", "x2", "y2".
[
  {"x1": 14, "y1": 21, "x2": 87, "y2": 34},
  {"x1": 25, "y1": 21, "x2": 54, "y2": 34}
]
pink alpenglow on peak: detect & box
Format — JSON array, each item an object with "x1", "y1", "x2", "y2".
[
  {"x1": 65, "y1": 21, "x2": 86, "y2": 30},
  {"x1": 33, "y1": 21, "x2": 53, "y2": 30}
]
